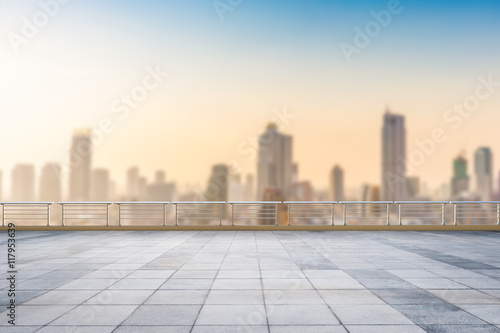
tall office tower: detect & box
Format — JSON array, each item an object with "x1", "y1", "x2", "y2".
[
  {"x1": 90, "y1": 169, "x2": 110, "y2": 201},
  {"x1": 229, "y1": 174, "x2": 245, "y2": 201},
  {"x1": 406, "y1": 176, "x2": 420, "y2": 199},
  {"x1": 12, "y1": 164, "x2": 35, "y2": 201},
  {"x1": 39, "y1": 163, "x2": 62, "y2": 202},
  {"x1": 245, "y1": 174, "x2": 254, "y2": 201},
  {"x1": 257, "y1": 123, "x2": 293, "y2": 200},
  {"x1": 69, "y1": 129, "x2": 92, "y2": 201},
  {"x1": 451, "y1": 154, "x2": 470, "y2": 198},
  {"x1": 126, "y1": 167, "x2": 139, "y2": 200},
  {"x1": 205, "y1": 164, "x2": 229, "y2": 201},
  {"x1": 382, "y1": 111, "x2": 407, "y2": 201},
  {"x1": 329, "y1": 165, "x2": 344, "y2": 201},
  {"x1": 475, "y1": 147, "x2": 493, "y2": 200}
]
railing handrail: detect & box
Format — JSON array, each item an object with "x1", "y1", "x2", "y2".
[
  {"x1": 0, "y1": 202, "x2": 54, "y2": 205},
  {"x1": 58, "y1": 202, "x2": 113, "y2": 204},
  {"x1": 395, "y1": 201, "x2": 448, "y2": 204},
  {"x1": 115, "y1": 201, "x2": 169, "y2": 204},
  {"x1": 228, "y1": 201, "x2": 282, "y2": 204},
  {"x1": 171, "y1": 201, "x2": 225, "y2": 204},
  {"x1": 284, "y1": 201, "x2": 337, "y2": 204},
  {"x1": 340, "y1": 201, "x2": 393, "y2": 204},
  {"x1": 450, "y1": 201, "x2": 500, "y2": 204}
]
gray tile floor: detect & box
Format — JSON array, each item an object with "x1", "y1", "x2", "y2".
[{"x1": 1, "y1": 231, "x2": 500, "y2": 332}]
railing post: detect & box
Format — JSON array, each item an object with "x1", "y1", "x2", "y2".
[
  {"x1": 106, "y1": 204, "x2": 110, "y2": 226},
  {"x1": 231, "y1": 204, "x2": 234, "y2": 226},
  {"x1": 275, "y1": 203, "x2": 278, "y2": 226},
  {"x1": 118, "y1": 204, "x2": 122, "y2": 226},
  {"x1": 2, "y1": 204, "x2": 4, "y2": 227},
  {"x1": 497, "y1": 203, "x2": 499, "y2": 226},
  {"x1": 331, "y1": 203, "x2": 335, "y2": 226},
  {"x1": 175, "y1": 204, "x2": 178, "y2": 226},
  {"x1": 287, "y1": 203, "x2": 291, "y2": 226},
  {"x1": 441, "y1": 203, "x2": 446, "y2": 225},
  {"x1": 163, "y1": 204, "x2": 167, "y2": 226},
  {"x1": 219, "y1": 204, "x2": 222, "y2": 226},
  {"x1": 61, "y1": 204, "x2": 65, "y2": 226},
  {"x1": 343, "y1": 203, "x2": 346, "y2": 226},
  {"x1": 453, "y1": 203, "x2": 457, "y2": 226},
  {"x1": 47, "y1": 204, "x2": 51, "y2": 227},
  {"x1": 398, "y1": 203, "x2": 402, "y2": 226},
  {"x1": 386, "y1": 203, "x2": 390, "y2": 226}
]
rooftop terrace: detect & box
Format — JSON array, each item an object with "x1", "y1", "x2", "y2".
[{"x1": 1, "y1": 231, "x2": 500, "y2": 332}]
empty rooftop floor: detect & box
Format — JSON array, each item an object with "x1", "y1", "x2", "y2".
[{"x1": 1, "y1": 231, "x2": 500, "y2": 332}]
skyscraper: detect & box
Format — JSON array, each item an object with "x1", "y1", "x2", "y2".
[
  {"x1": 257, "y1": 123, "x2": 293, "y2": 200},
  {"x1": 12, "y1": 164, "x2": 35, "y2": 201},
  {"x1": 382, "y1": 111, "x2": 406, "y2": 201},
  {"x1": 39, "y1": 163, "x2": 62, "y2": 202},
  {"x1": 90, "y1": 169, "x2": 110, "y2": 201},
  {"x1": 475, "y1": 147, "x2": 493, "y2": 200},
  {"x1": 451, "y1": 154, "x2": 470, "y2": 198},
  {"x1": 69, "y1": 129, "x2": 92, "y2": 201},
  {"x1": 205, "y1": 164, "x2": 229, "y2": 201},
  {"x1": 126, "y1": 167, "x2": 140, "y2": 200},
  {"x1": 329, "y1": 165, "x2": 344, "y2": 201}
]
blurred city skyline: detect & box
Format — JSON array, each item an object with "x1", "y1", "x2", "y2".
[
  {"x1": 0, "y1": 111, "x2": 498, "y2": 202},
  {"x1": 1, "y1": 0, "x2": 500, "y2": 199}
]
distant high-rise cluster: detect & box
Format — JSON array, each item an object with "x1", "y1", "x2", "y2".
[{"x1": 2, "y1": 112, "x2": 498, "y2": 202}]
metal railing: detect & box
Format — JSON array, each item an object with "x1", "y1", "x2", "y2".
[
  {"x1": 285, "y1": 201, "x2": 336, "y2": 226},
  {"x1": 451, "y1": 201, "x2": 500, "y2": 226},
  {"x1": 1, "y1": 202, "x2": 53, "y2": 226},
  {"x1": 395, "y1": 201, "x2": 448, "y2": 226},
  {"x1": 171, "y1": 201, "x2": 225, "y2": 226},
  {"x1": 340, "y1": 201, "x2": 392, "y2": 225},
  {"x1": 228, "y1": 201, "x2": 280, "y2": 226},
  {"x1": 1, "y1": 201, "x2": 500, "y2": 227},
  {"x1": 116, "y1": 202, "x2": 169, "y2": 226},
  {"x1": 59, "y1": 202, "x2": 113, "y2": 226}
]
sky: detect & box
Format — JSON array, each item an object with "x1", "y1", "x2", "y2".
[{"x1": 1, "y1": 0, "x2": 500, "y2": 197}]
